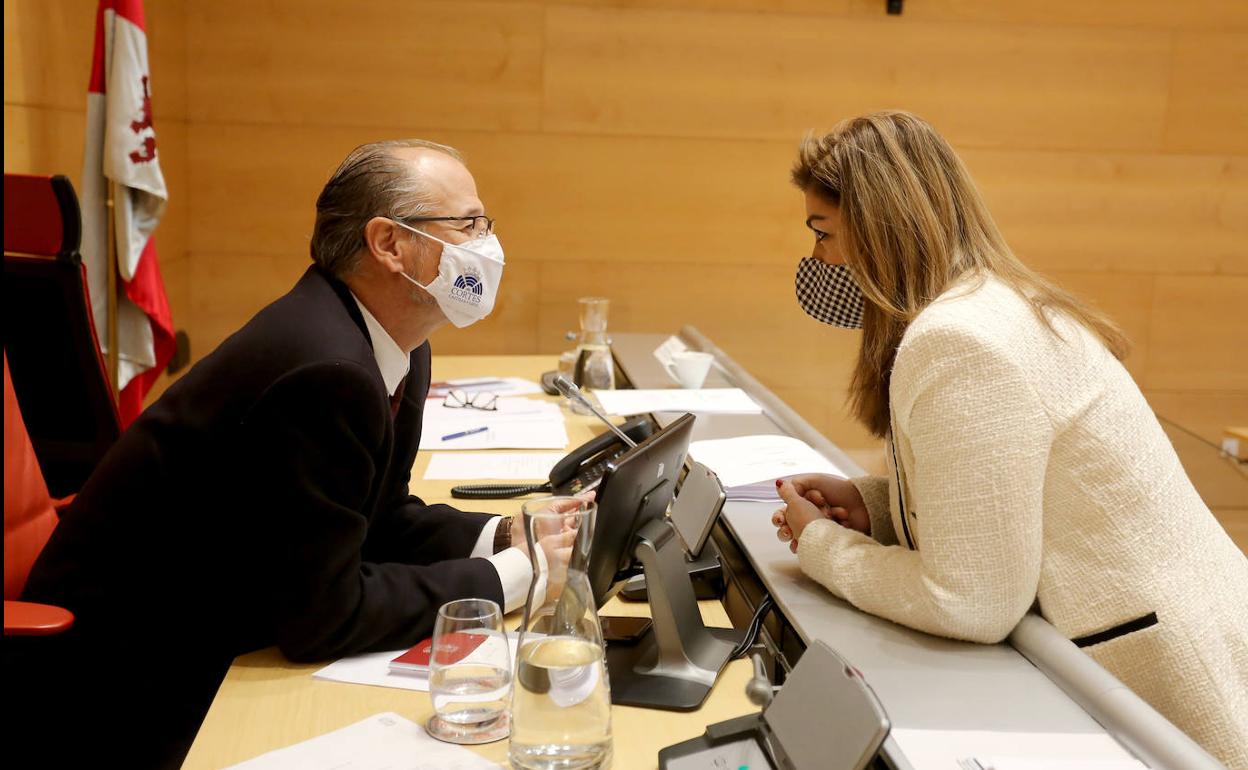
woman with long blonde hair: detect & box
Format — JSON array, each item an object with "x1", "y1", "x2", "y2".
[{"x1": 771, "y1": 111, "x2": 1247, "y2": 767}]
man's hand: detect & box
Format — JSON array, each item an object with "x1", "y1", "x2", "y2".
[{"x1": 538, "y1": 527, "x2": 576, "y2": 598}]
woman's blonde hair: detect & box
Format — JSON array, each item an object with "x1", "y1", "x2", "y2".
[{"x1": 792, "y1": 111, "x2": 1129, "y2": 438}]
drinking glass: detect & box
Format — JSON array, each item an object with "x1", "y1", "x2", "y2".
[
  {"x1": 426, "y1": 598, "x2": 512, "y2": 744},
  {"x1": 510, "y1": 496, "x2": 613, "y2": 769}
]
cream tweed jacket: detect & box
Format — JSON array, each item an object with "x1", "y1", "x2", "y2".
[{"x1": 796, "y1": 274, "x2": 1248, "y2": 768}]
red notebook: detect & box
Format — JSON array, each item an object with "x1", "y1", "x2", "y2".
[{"x1": 389, "y1": 631, "x2": 489, "y2": 675}]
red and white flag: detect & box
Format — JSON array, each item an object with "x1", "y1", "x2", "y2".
[{"x1": 82, "y1": 0, "x2": 174, "y2": 427}]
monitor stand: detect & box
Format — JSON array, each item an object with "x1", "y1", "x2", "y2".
[
  {"x1": 606, "y1": 517, "x2": 744, "y2": 711},
  {"x1": 618, "y1": 542, "x2": 725, "y2": 601}
]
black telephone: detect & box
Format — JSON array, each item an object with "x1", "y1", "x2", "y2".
[{"x1": 450, "y1": 415, "x2": 655, "y2": 500}]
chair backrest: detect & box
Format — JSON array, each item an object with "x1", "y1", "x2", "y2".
[
  {"x1": 3, "y1": 351, "x2": 60, "y2": 601},
  {"x1": 3, "y1": 174, "x2": 121, "y2": 498}
]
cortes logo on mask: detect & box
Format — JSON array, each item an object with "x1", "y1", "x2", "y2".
[
  {"x1": 451, "y1": 268, "x2": 485, "y2": 304},
  {"x1": 394, "y1": 220, "x2": 505, "y2": 328}
]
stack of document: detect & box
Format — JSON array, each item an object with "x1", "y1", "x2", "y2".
[
  {"x1": 688, "y1": 434, "x2": 849, "y2": 502},
  {"x1": 593, "y1": 388, "x2": 762, "y2": 416},
  {"x1": 428, "y1": 375, "x2": 543, "y2": 398},
  {"x1": 420, "y1": 396, "x2": 568, "y2": 451}
]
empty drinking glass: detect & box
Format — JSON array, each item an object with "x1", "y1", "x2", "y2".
[{"x1": 426, "y1": 598, "x2": 512, "y2": 745}]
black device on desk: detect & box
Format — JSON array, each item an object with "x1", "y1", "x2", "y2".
[
  {"x1": 449, "y1": 415, "x2": 655, "y2": 500},
  {"x1": 660, "y1": 641, "x2": 890, "y2": 770},
  {"x1": 620, "y1": 460, "x2": 727, "y2": 602},
  {"x1": 583, "y1": 412, "x2": 744, "y2": 711}
]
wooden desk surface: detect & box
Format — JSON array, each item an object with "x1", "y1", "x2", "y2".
[{"x1": 182, "y1": 355, "x2": 754, "y2": 769}]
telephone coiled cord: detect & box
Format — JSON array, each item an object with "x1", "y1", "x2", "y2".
[{"x1": 450, "y1": 482, "x2": 552, "y2": 500}]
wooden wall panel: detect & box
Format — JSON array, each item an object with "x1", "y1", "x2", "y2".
[
  {"x1": 3, "y1": 103, "x2": 86, "y2": 178},
  {"x1": 542, "y1": 6, "x2": 1172, "y2": 152},
  {"x1": 462, "y1": 134, "x2": 809, "y2": 267},
  {"x1": 843, "y1": 0, "x2": 1248, "y2": 30},
  {"x1": 186, "y1": 123, "x2": 340, "y2": 257},
  {"x1": 565, "y1": 0, "x2": 1248, "y2": 30},
  {"x1": 563, "y1": 0, "x2": 852, "y2": 16},
  {"x1": 1045, "y1": 271, "x2": 1155, "y2": 380},
  {"x1": 187, "y1": 124, "x2": 812, "y2": 265},
  {"x1": 1145, "y1": 276, "x2": 1248, "y2": 391},
  {"x1": 187, "y1": 252, "x2": 309, "y2": 356},
  {"x1": 964, "y1": 151, "x2": 1248, "y2": 276},
  {"x1": 3, "y1": 0, "x2": 185, "y2": 119},
  {"x1": 185, "y1": 0, "x2": 543, "y2": 132},
  {"x1": 3, "y1": 0, "x2": 95, "y2": 111},
  {"x1": 1164, "y1": 31, "x2": 1248, "y2": 156},
  {"x1": 1145, "y1": 391, "x2": 1248, "y2": 446}
]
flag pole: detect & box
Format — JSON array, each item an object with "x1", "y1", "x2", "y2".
[{"x1": 106, "y1": 180, "x2": 120, "y2": 394}]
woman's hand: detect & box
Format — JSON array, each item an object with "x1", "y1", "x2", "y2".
[{"x1": 771, "y1": 475, "x2": 870, "y2": 552}]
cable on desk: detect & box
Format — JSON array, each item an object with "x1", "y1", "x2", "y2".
[
  {"x1": 451, "y1": 482, "x2": 552, "y2": 499},
  {"x1": 731, "y1": 595, "x2": 775, "y2": 660}
]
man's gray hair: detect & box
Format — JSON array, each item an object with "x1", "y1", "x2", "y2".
[{"x1": 310, "y1": 139, "x2": 463, "y2": 277}]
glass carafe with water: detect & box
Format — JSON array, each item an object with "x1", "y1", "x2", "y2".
[
  {"x1": 510, "y1": 496, "x2": 613, "y2": 770},
  {"x1": 573, "y1": 297, "x2": 615, "y2": 393}
]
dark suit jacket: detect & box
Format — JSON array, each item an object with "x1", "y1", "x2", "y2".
[{"x1": 21, "y1": 266, "x2": 503, "y2": 766}]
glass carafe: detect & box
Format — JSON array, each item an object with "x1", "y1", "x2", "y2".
[
  {"x1": 510, "y1": 497, "x2": 613, "y2": 770},
  {"x1": 573, "y1": 297, "x2": 615, "y2": 393}
]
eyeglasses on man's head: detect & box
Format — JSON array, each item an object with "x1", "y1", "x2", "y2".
[{"x1": 396, "y1": 215, "x2": 494, "y2": 238}]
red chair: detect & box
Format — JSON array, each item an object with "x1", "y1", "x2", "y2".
[
  {"x1": 3, "y1": 173, "x2": 121, "y2": 498},
  {"x1": 3, "y1": 350, "x2": 74, "y2": 636}
]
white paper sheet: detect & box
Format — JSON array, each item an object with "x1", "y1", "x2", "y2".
[
  {"x1": 424, "y1": 396, "x2": 560, "y2": 424},
  {"x1": 420, "y1": 421, "x2": 569, "y2": 451},
  {"x1": 688, "y1": 435, "x2": 848, "y2": 501},
  {"x1": 593, "y1": 388, "x2": 762, "y2": 416},
  {"x1": 420, "y1": 397, "x2": 569, "y2": 451},
  {"x1": 313, "y1": 648, "x2": 433, "y2": 691},
  {"x1": 224, "y1": 712, "x2": 500, "y2": 769},
  {"x1": 313, "y1": 636, "x2": 528, "y2": 693},
  {"x1": 889, "y1": 729, "x2": 1147, "y2": 770},
  {"x1": 424, "y1": 452, "x2": 564, "y2": 481}
]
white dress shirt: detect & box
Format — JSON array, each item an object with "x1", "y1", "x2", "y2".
[{"x1": 350, "y1": 293, "x2": 531, "y2": 612}]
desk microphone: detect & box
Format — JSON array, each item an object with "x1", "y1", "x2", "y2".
[
  {"x1": 746, "y1": 654, "x2": 777, "y2": 707},
  {"x1": 552, "y1": 375, "x2": 638, "y2": 449}
]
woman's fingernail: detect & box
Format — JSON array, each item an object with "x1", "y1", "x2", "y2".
[{"x1": 775, "y1": 479, "x2": 783, "y2": 488}]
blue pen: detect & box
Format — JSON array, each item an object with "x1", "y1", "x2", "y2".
[{"x1": 441, "y1": 426, "x2": 488, "y2": 441}]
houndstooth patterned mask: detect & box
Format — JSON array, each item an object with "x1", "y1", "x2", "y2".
[{"x1": 795, "y1": 257, "x2": 864, "y2": 329}]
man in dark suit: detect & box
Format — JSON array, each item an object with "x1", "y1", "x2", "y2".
[{"x1": 19, "y1": 140, "x2": 549, "y2": 768}]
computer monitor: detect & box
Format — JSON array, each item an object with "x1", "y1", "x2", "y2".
[{"x1": 587, "y1": 413, "x2": 696, "y2": 607}]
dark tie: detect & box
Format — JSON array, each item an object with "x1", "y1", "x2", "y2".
[{"x1": 389, "y1": 377, "x2": 406, "y2": 418}]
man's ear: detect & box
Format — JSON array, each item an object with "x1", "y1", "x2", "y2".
[{"x1": 362, "y1": 216, "x2": 406, "y2": 274}]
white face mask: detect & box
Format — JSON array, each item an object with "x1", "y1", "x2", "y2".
[{"x1": 394, "y1": 221, "x2": 505, "y2": 328}]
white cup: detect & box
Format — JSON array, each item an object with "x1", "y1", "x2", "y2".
[{"x1": 664, "y1": 351, "x2": 714, "y2": 389}]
